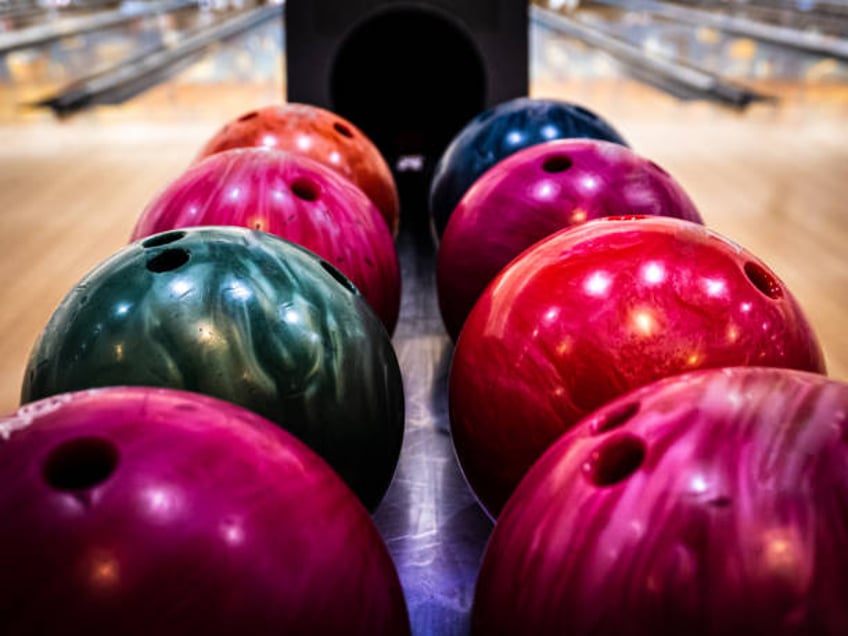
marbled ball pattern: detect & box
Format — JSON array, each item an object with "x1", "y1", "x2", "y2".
[
  {"x1": 474, "y1": 368, "x2": 848, "y2": 636},
  {"x1": 21, "y1": 227, "x2": 404, "y2": 510},
  {"x1": 437, "y1": 139, "x2": 703, "y2": 340},
  {"x1": 450, "y1": 217, "x2": 826, "y2": 517},
  {"x1": 0, "y1": 387, "x2": 410, "y2": 636},
  {"x1": 196, "y1": 103, "x2": 400, "y2": 235},
  {"x1": 131, "y1": 148, "x2": 401, "y2": 334},
  {"x1": 429, "y1": 97, "x2": 628, "y2": 237}
]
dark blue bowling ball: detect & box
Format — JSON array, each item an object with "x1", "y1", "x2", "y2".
[{"x1": 429, "y1": 98, "x2": 628, "y2": 237}]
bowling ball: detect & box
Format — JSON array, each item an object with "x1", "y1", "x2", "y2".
[
  {"x1": 22, "y1": 227, "x2": 404, "y2": 510},
  {"x1": 429, "y1": 97, "x2": 627, "y2": 237},
  {"x1": 131, "y1": 148, "x2": 401, "y2": 334},
  {"x1": 196, "y1": 103, "x2": 400, "y2": 235},
  {"x1": 437, "y1": 140, "x2": 703, "y2": 340},
  {"x1": 450, "y1": 217, "x2": 825, "y2": 517},
  {"x1": 0, "y1": 387, "x2": 410, "y2": 635},
  {"x1": 473, "y1": 367, "x2": 848, "y2": 636}
]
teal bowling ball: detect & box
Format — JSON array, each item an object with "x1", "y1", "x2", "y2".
[{"x1": 21, "y1": 227, "x2": 404, "y2": 510}]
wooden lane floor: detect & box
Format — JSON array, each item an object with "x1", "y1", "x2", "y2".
[{"x1": 0, "y1": 78, "x2": 846, "y2": 412}]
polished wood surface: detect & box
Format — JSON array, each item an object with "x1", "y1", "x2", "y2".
[{"x1": 0, "y1": 78, "x2": 846, "y2": 412}]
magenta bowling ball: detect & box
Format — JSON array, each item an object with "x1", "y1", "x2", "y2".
[
  {"x1": 0, "y1": 387, "x2": 410, "y2": 635},
  {"x1": 473, "y1": 367, "x2": 848, "y2": 635},
  {"x1": 437, "y1": 140, "x2": 703, "y2": 340},
  {"x1": 450, "y1": 217, "x2": 826, "y2": 517},
  {"x1": 131, "y1": 148, "x2": 400, "y2": 334}
]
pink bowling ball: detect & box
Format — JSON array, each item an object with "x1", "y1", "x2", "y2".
[
  {"x1": 0, "y1": 387, "x2": 409, "y2": 635},
  {"x1": 474, "y1": 367, "x2": 848, "y2": 635},
  {"x1": 437, "y1": 140, "x2": 702, "y2": 340},
  {"x1": 132, "y1": 148, "x2": 400, "y2": 333}
]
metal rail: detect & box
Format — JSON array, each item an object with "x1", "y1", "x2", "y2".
[
  {"x1": 531, "y1": 4, "x2": 770, "y2": 109},
  {"x1": 0, "y1": 1, "x2": 119, "y2": 22},
  {"x1": 588, "y1": 0, "x2": 848, "y2": 60},
  {"x1": 682, "y1": 0, "x2": 848, "y2": 23},
  {"x1": 0, "y1": 0, "x2": 37, "y2": 18},
  {"x1": 0, "y1": 0, "x2": 197, "y2": 54},
  {"x1": 34, "y1": 4, "x2": 282, "y2": 116}
]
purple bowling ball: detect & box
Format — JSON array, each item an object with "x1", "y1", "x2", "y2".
[
  {"x1": 0, "y1": 387, "x2": 410, "y2": 635},
  {"x1": 473, "y1": 367, "x2": 848, "y2": 636},
  {"x1": 437, "y1": 139, "x2": 702, "y2": 340}
]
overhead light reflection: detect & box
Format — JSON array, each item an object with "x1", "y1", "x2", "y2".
[{"x1": 584, "y1": 271, "x2": 612, "y2": 297}]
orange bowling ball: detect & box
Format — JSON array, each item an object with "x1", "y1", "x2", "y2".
[{"x1": 197, "y1": 103, "x2": 400, "y2": 235}]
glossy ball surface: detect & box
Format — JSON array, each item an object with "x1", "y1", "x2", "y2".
[
  {"x1": 0, "y1": 387, "x2": 410, "y2": 635},
  {"x1": 438, "y1": 140, "x2": 703, "y2": 339},
  {"x1": 196, "y1": 103, "x2": 400, "y2": 234},
  {"x1": 429, "y1": 98, "x2": 627, "y2": 237},
  {"x1": 131, "y1": 148, "x2": 400, "y2": 333},
  {"x1": 22, "y1": 227, "x2": 404, "y2": 510},
  {"x1": 474, "y1": 368, "x2": 848, "y2": 636},
  {"x1": 450, "y1": 217, "x2": 825, "y2": 517}
]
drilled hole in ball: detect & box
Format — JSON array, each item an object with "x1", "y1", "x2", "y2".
[
  {"x1": 333, "y1": 122, "x2": 354, "y2": 138},
  {"x1": 321, "y1": 261, "x2": 358, "y2": 295},
  {"x1": 594, "y1": 402, "x2": 640, "y2": 435},
  {"x1": 146, "y1": 248, "x2": 190, "y2": 273},
  {"x1": 142, "y1": 231, "x2": 186, "y2": 248},
  {"x1": 542, "y1": 155, "x2": 573, "y2": 173},
  {"x1": 291, "y1": 178, "x2": 320, "y2": 202},
  {"x1": 587, "y1": 434, "x2": 646, "y2": 487},
  {"x1": 708, "y1": 496, "x2": 732, "y2": 508},
  {"x1": 43, "y1": 437, "x2": 119, "y2": 491},
  {"x1": 744, "y1": 261, "x2": 783, "y2": 299},
  {"x1": 238, "y1": 111, "x2": 258, "y2": 122}
]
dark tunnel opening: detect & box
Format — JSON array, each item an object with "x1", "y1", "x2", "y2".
[{"x1": 331, "y1": 7, "x2": 486, "y2": 231}]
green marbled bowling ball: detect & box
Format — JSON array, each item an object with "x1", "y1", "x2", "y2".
[{"x1": 21, "y1": 227, "x2": 404, "y2": 510}]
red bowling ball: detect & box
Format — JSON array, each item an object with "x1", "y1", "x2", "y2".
[
  {"x1": 437, "y1": 140, "x2": 703, "y2": 340},
  {"x1": 131, "y1": 148, "x2": 400, "y2": 333},
  {"x1": 474, "y1": 367, "x2": 848, "y2": 636},
  {"x1": 0, "y1": 387, "x2": 410, "y2": 636},
  {"x1": 450, "y1": 217, "x2": 825, "y2": 517},
  {"x1": 196, "y1": 103, "x2": 400, "y2": 234}
]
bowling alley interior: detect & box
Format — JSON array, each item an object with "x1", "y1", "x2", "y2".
[{"x1": 1, "y1": 0, "x2": 847, "y2": 634}]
